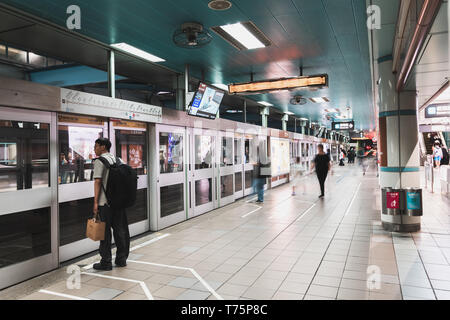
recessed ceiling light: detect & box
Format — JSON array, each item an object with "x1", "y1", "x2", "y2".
[
  {"x1": 258, "y1": 101, "x2": 273, "y2": 107},
  {"x1": 111, "y1": 43, "x2": 165, "y2": 62},
  {"x1": 211, "y1": 21, "x2": 271, "y2": 51},
  {"x1": 310, "y1": 97, "x2": 330, "y2": 103}
]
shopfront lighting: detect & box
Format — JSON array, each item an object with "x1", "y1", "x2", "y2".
[{"x1": 111, "y1": 43, "x2": 165, "y2": 62}]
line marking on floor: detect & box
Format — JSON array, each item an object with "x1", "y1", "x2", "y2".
[
  {"x1": 80, "y1": 272, "x2": 153, "y2": 300},
  {"x1": 296, "y1": 203, "x2": 317, "y2": 222},
  {"x1": 83, "y1": 233, "x2": 170, "y2": 270},
  {"x1": 246, "y1": 196, "x2": 257, "y2": 203},
  {"x1": 241, "y1": 205, "x2": 262, "y2": 218},
  {"x1": 343, "y1": 181, "x2": 362, "y2": 217},
  {"x1": 127, "y1": 260, "x2": 223, "y2": 300},
  {"x1": 39, "y1": 289, "x2": 90, "y2": 300}
]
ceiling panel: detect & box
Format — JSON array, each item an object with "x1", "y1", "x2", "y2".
[{"x1": 0, "y1": 0, "x2": 378, "y2": 130}]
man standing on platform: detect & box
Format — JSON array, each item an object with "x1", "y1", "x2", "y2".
[{"x1": 311, "y1": 144, "x2": 331, "y2": 198}]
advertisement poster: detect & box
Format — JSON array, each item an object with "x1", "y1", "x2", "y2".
[
  {"x1": 68, "y1": 126, "x2": 102, "y2": 160},
  {"x1": 128, "y1": 144, "x2": 143, "y2": 168},
  {"x1": 271, "y1": 138, "x2": 290, "y2": 176},
  {"x1": 406, "y1": 192, "x2": 421, "y2": 210}
]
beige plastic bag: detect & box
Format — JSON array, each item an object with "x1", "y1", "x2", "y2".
[{"x1": 86, "y1": 214, "x2": 105, "y2": 241}]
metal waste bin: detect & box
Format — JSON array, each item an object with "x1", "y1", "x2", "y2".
[
  {"x1": 404, "y1": 188, "x2": 423, "y2": 216},
  {"x1": 381, "y1": 188, "x2": 404, "y2": 216}
]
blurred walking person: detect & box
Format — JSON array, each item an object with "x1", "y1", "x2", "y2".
[{"x1": 311, "y1": 144, "x2": 331, "y2": 198}]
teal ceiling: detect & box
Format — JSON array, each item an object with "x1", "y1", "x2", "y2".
[{"x1": 1, "y1": 0, "x2": 381, "y2": 130}]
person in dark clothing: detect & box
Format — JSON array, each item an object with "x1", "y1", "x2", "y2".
[
  {"x1": 311, "y1": 144, "x2": 331, "y2": 198},
  {"x1": 92, "y1": 137, "x2": 130, "y2": 270}
]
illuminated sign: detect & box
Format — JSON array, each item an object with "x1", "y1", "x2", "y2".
[
  {"x1": 228, "y1": 74, "x2": 328, "y2": 94},
  {"x1": 332, "y1": 121, "x2": 354, "y2": 131},
  {"x1": 425, "y1": 104, "x2": 450, "y2": 118}
]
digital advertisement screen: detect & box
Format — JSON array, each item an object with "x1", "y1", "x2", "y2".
[
  {"x1": 188, "y1": 83, "x2": 225, "y2": 119},
  {"x1": 68, "y1": 126, "x2": 102, "y2": 160},
  {"x1": 271, "y1": 138, "x2": 290, "y2": 176}
]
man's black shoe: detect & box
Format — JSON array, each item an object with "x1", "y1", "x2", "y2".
[
  {"x1": 93, "y1": 263, "x2": 112, "y2": 271},
  {"x1": 318, "y1": 194, "x2": 324, "y2": 198},
  {"x1": 255, "y1": 200, "x2": 263, "y2": 203},
  {"x1": 115, "y1": 260, "x2": 127, "y2": 267}
]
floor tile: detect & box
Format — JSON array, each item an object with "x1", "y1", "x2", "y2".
[
  {"x1": 168, "y1": 276, "x2": 199, "y2": 289},
  {"x1": 242, "y1": 287, "x2": 276, "y2": 300},
  {"x1": 86, "y1": 288, "x2": 123, "y2": 300},
  {"x1": 176, "y1": 289, "x2": 211, "y2": 300},
  {"x1": 306, "y1": 284, "x2": 338, "y2": 299}
]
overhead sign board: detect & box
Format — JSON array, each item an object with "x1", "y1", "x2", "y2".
[
  {"x1": 425, "y1": 104, "x2": 450, "y2": 118},
  {"x1": 61, "y1": 88, "x2": 162, "y2": 123},
  {"x1": 332, "y1": 121, "x2": 354, "y2": 131}
]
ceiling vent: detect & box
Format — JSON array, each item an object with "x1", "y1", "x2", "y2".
[
  {"x1": 290, "y1": 95, "x2": 307, "y2": 105},
  {"x1": 208, "y1": 0, "x2": 232, "y2": 11},
  {"x1": 173, "y1": 22, "x2": 212, "y2": 48}
]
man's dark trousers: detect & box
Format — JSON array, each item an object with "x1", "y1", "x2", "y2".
[
  {"x1": 98, "y1": 205, "x2": 130, "y2": 265},
  {"x1": 317, "y1": 170, "x2": 328, "y2": 196}
]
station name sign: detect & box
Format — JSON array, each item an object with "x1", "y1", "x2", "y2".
[
  {"x1": 425, "y1": 103, "x2": 450, "y2": 118},
  {"x1": 332, "y1": 121, "x2": 354, "y2": 131},
  {"x1": 60, "y1": 88, "x2": 162, "y2": 123}
]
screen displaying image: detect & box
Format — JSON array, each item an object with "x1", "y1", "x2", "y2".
[
  {"x1": 68, "y1": 126, "x2": 101, "y2": 161},
  {"x1": 188, "y1": 83, "x2": 225, "y2": 119}
]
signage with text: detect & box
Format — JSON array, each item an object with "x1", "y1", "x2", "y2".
[
  {"x1": 425, "y1": 104, "x2": 450, "y2": 118},
  {"x1": 386, "y1": 192, "x2": 400, "y2": 209},
  {"x1": 332, "y1": 121, "x2": 354, "y2": 131}
]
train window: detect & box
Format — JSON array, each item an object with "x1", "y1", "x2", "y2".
[
  {"x1": 0, "y1": 120, "x2": 49, "y2": 192},
  {"x1": 159, "y1": 132, "x2": 183, "y2": 174},
  {"x1": 58, "y1": 115, "x2": 107, "y2": 184}
]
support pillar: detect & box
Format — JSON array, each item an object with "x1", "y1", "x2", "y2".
[
  {"x1": 282, "y1": 114, "x2": 288, "y2": 131},
  {"x1": 108, "y1": 51, "x2": 115, "y2": 98},
  {"x1": 378, "y1": 57, "x2": 421, "y2": 232},
  {"x1": 244, "y1": 100, "x2": 247, "y2": 123},
  {"x1": 261, "y1": 106, "x2": 269, "y2": 127},
  {"x1": 184, "y1": 64, "x2": 189, "y2": 111}
]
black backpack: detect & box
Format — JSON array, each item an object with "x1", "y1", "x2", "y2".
[{"x1": 97, "y1": 156, "x2": 138, "y2": 209}]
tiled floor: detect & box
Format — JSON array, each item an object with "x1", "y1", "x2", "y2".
[{"x1": 2, "y1": 164, "x2": 450, "y2": 300}]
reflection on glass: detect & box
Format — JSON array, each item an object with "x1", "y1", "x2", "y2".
[
  {"x1": 245, "y1": 170, "x2": 253, "y2": 189},
  {"x1": 0, "y1": 208, "x2": 51, "y2": 268},
  {"x1": 195, "y1": 178, "x2": 212, "y2": 206},
  {"x1": 245, "y1": 139, "x2": 250, "y2": 163},
  {"x1": 221, "y1": 174, "x2": 233, "y2": 198},
  {"x1": 235, "y1": 172, "x2": 242, "y2": 192},
  {"x1": 0, "y1": 120, "x2": 49, "y2": 193},
  {"x1": 160, "y1": 184, "x2": 184, "y2": 217},
  {"x1": 234, "y1": 138, "x2": 242, "y2": 165},
  {"x1": 221, "y1": 137, "x2": 233, "y2": 166},
  {"x1": 195, "y1": 135, "x2": 212, "y2": 170},
  {"x1": 160, "y1": 133, "x2": 183, "y2": 173},
  {"x1": 115, "y1": 130, "x2": 147, "y2": 175},
  {"x1": 59, "y1": 189, "x2": 147, "y2": 246},
  {"x1": 58, "y1": 118, "x2": 105, "y2": 184}
]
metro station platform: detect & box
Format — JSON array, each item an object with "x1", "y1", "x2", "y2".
[{"x1": 1, "y1": 164, "x2": 449, "y2": 300}]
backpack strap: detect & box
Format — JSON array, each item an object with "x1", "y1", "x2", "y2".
[{"x1": 95, "y1": 156, "x2": 112, "y2": 206}]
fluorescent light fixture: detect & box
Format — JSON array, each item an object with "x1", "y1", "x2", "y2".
[
  {"x1": 220, "y1": 22, "x2": 265, "y2": 50},
  {"x1": 157, "y1": 91, "x2": 172, "y2": 95},
  {"x1": 111, "y1": 43, "x2": 165, "y2": 62},
  {"x1": 226, "y1": 109, "x2": 243, "y2": 113},
  {"x1": 258, "y1": 101, "x2": 273, "y2": 107},
  {"x1": 212, "y1": 84, "x2": 229, "y2": 91},
  {"x1": 324, "y1": 108, "x2": 339, "y2": 113},
  {"x1": 284, "y1": 111, "x2": 294, "y2": 115},
  {"x1": 299, "y1": 117, "x2": 308, "y2": 121},
  {"x1": 309, "y1": 97, "x2": 330, "y2": 103}
]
